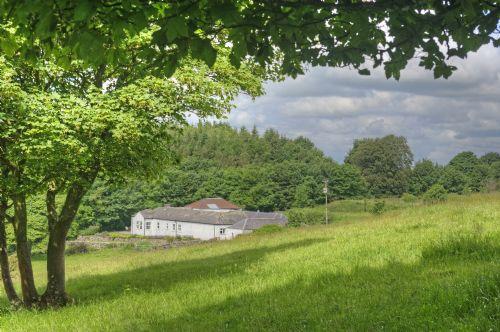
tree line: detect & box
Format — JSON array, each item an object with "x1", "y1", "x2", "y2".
[
  {"x1": 345, "y1": 135, "x2": 499, "y2": 197},
  {"x1": 60, "y1": 126, "x2": 498, "y2": 237}
]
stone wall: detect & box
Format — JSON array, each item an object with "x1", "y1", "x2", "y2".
[{"x1": 67, "y1": 233, "x2": 202, "y2": 250}]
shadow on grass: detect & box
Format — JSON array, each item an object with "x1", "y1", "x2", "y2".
[
  {"x1": 65, "y1": 238, "x2": 327, "y2": 304},
  {"x1": 1, "y1": 235, "x2": 498, "y2": 330},
  {"x1": 135, "y1": 236, "x2": 500, "y2": 331}
]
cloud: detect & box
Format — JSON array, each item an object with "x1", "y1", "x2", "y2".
[{"x1": 227, "y1": 44, "x2": 500, "y2": 164}]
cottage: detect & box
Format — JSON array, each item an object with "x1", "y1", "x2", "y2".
[{"x1": 131, "y1": 198, "x2": 287, "y2": 240}]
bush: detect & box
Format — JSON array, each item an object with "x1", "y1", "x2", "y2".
[
  {"x1": 108, "y1": 232, "x2": 139, "y2": 239},
  {"x1": 66, "y1": 242, "x2": 92, "y2": 255},
  {"x1": 285, "y1": 208, "x2": 325, "y2": 226},
  {"x1": 401, "y1": 193, "x2": 418, "y2": 204},
  {"x1": 423, "y1": 184, "x2": 448, "y2": 204},
  {"x1": 462, "y1": 186, "x2": 472, "y2": 195},
  {"x1": 371, "y1": 201, "x2": 386, "y2": 215},
  {"x1": 79, "y1": 225, "x2": 101, "y2": 236},
  {"x1": 253, "y1": 224, "x2": 284, "y2": 234}
]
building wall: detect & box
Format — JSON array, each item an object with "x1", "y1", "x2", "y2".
[
  {"x1": 131, "y1": 216, "x2": 233, "y2": 240},
  {"x1": 131, "y1": 213, "x2": 145, "y2": 236},
  {"x1": 221, "y1": 228, "x2": 251, "y2": 240}
]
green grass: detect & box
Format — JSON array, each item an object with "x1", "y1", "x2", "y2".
[
  {"x1": 287, "y1": 195, "x2": 428, "y2": 226},
  {"x1": 1, "y1": 193, "x2": 499, "y2": 331}
]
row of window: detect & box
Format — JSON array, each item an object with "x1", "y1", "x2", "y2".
[
  {"x1": 136, "y1": 221, "x2": 227, "y2": 235},
  {"x1": 136, "y1": 221, "x2": 181, "y2": 231}
]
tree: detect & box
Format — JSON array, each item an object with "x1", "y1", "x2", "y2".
[
  {"x1": 467, "y1": 164, "x2": 490, "y2": 192},
  {"x1": 409, "y1": 159, "x2": 442, "y2": 196},
  {"x1": 448, "y1": 151, "x2": 492, "y2": 192},
  {"x1": 439, "y1": 167, "x2": 468, "y2": 194},
  {"x1": 448, "y1": 151, "x2": 479, "y2": 176},
  {"x1": 479, "y1": 152, "x2": 500, "y2": 165},
  {"x1": 1, "y1": 1, "x2": 498, "y2": 79},
  {"x1": 345, "y1": 135, "x2": 413, "y2": 197},
  {"x1": 293, "y1": 177, "x2": 319, "y2": 208},
  {"x1": 0, "y1": 52, "x2": 264, "y2": 307},
  {"x1": 490, "y1": 161, "x2": 500, "y2": 181}
]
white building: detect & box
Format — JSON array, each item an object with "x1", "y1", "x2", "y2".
[{"x1": 131, "y1": 198, "x2": 287, "y2": 240}]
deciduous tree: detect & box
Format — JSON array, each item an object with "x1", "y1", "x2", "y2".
[
  {"x1": 345, "y1": 135, "x2": 413, "y2": 196},
  {"x1": 0, "y1": 51, "x2": 264, "y2": 307},
  {"x1": 1, "y1": 1, "x2": 498, "y2": 79}
]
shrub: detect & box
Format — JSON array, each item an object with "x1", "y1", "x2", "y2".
[
  {"x1": 401, "y1": 193, "x2": 417, "y2": 204},
  {"x1": 79, "y1": 225, "x2": 101, "y2": 236},
  {"x1": 285, "y1": 208, "x2": 325, "y2": 226},
  {"x1": 253, "y1": 224, "x2": 284, "y2": 235},
  {"x1": 423, "y1": 184, "x2": 448, "y2": 204},
  {"x1": 66, "y1": 242, "x2": 91, "y2": 255},
  {"x1": 108, "y1": 232, "x2": 139, "y2": 239},
  {"x1": 371, "y1": 201, "x2": 386, "y2": 215}
]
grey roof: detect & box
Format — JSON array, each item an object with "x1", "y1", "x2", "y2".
[
  {"x1": 228, "y1": 217, "x2": 287, "y2": 230},
  {"x1": 139, "y1": 206, "x2": 287, "y2": 227}
]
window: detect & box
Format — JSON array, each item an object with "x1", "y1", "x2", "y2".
[
  {"x1": 177, "y1": 224, "x2": 182, "y2": 231},
  {"x1": 136, "y1": 221, "x2": 142, "y2": 229},
  {"x1": 145, "y1": 222, "x2": 151, "y2": 230},
  {"x1": 157, "y1": 222, "x2": 160, "y2": 230},
  {"x1": 166, "y1": 223, "x2": 168, "y2": 230},
  {"x1": 219, "y1": 228, "x2": 225, "y2": 235}
]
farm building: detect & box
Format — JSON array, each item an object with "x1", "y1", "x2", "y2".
[{"x1": 131, "y1": 198, "x2": 287, "y2": 240}]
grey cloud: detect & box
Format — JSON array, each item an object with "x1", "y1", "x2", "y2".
[{"x1": 228, "y1": 45, "x2": 500, "y2": 164}]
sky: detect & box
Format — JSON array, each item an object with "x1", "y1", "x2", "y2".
[{"x1": 225, "y1": 44, "x2": 500, "y2": 164}]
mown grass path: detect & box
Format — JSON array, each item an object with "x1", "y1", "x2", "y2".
[{"x1": 0, "y1": 193, "x2": 499, "y2": 331}]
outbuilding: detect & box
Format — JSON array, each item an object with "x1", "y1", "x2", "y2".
[{"x1": 131, "y1": 199, "x2": 287, "y2": 240}]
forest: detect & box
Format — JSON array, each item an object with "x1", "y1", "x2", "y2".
[{"x1": 10, "y1": 122, "x2": 495, "y2": 254}]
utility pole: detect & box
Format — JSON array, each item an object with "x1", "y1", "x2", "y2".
[{"x1": 323, "y1": 179, "x2": 328, "y2": 224}]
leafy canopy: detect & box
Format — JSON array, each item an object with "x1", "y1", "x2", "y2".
[
  {"x1": 345, "y1": 135, "x2": 413, "y2": 196},
  {"x1": 1, "y1": 1, "x2": 499, "y2": 79}
]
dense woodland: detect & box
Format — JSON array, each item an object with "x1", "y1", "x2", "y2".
[{"x1": 11, "y1": 123, "x2": 499, "y2": 253}]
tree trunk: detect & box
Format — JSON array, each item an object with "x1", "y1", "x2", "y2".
[
  {"x1": 42, "y1": 224, "x2": 69, "y2": 306},
  {"x1": 12, "y1": 194, "x2": 39, "y2": 307},
  {"x1": 42, "y1": 181, "x2": 92, "y2": 306},
  {"x1": 0, "y1": 202, "x2": 20, "y2": 306}
]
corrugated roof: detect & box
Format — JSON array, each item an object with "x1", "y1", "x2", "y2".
[
  {"x1": 139, "y1": 206, "x2": 287, "y2": 227},
  {"x1": 184, "y1": 198, "x2": 241, "y2": 210}
]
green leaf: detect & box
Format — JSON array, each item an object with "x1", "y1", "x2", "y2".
[
  {"x1": 35, "y1": 11, "x2": 56, "y2": 40},
  {"x1": 0, "y1": 37, "x2": 18, "y2": 57},
  {"x1": 152, "y1": 28, "x2": 168, "y2": 48},
  {"x1": 191, "y1": 38, "x2": 217, "y2": 67},
  {"x1": 73, "y1": 0, "x2": 93, "y2": 21},
  {"x1": 229, "y1": 52, "x2": 241, "y2": 68},
  {"x1": 358, "y1": 68, "x2": 370, "y2": 76},
  {"x1": 166, "y1": 17, "x2": 189, "y2": 42}
]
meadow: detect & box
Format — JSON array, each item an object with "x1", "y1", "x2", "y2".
[{"x1": 0, "y1": 193, "x2": 498, "y2": 331}]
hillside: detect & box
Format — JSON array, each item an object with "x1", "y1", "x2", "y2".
[{"x1": 1, "y1": 193, "x2": 498, "y2": 331}]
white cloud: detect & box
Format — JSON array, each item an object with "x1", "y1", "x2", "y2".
[{"x1": 227, "y1": 44, "x2": 500, "y2": 164}]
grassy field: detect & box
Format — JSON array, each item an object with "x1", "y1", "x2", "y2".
[{"x1": 0, "y1": 193, "x2": 499, "y2": 331}]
